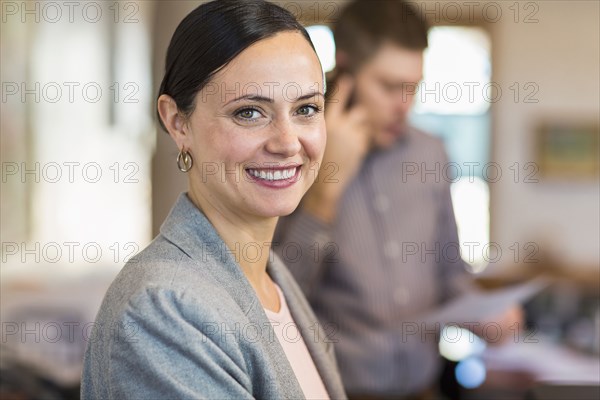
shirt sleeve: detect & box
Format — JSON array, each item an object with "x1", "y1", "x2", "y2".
[
  {"x1": 273, "y1": 207, "x2": 335, "y2": 298},
  {"x1": 87, "y1": 286, "x2": 254, "y2": 400}
]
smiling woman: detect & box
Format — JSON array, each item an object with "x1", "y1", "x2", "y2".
[
  {"x1": 80, "y1": 1, "x2": 345, "y2": 399},
  {"x1": 161, "y1": 30, "x2": 326, "y2": 223}
]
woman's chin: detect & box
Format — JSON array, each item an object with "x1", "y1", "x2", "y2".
[{"x1": 250, "y1": 201, "x2": 301, "y2": 219}]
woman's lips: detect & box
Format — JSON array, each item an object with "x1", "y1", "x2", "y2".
[{"x1": 245, "y1": 165, "x2": 301, "y2": 188}]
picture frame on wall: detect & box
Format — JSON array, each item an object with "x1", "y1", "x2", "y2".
[{"x1": 536, "y1": 121, "x2": 599, "y2": 180}]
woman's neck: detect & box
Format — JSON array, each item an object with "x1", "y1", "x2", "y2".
[{"x1": 186, "y1": 188, "x2": 277, "y2": 296}]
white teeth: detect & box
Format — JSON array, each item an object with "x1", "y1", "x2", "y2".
[{"x1": 247, "y1": 167, "x2": 297, "y2": 181}]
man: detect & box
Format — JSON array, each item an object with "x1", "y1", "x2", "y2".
[{"x1": 275, "y1": 1, "x2": 521, "y2": 398}]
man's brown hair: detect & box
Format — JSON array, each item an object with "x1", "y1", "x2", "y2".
[{"x1": 333, "y1": 0, "x2": 429, "y2": 72}]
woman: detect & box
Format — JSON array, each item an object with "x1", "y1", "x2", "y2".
[{"x1": 81, "y1": 0, "x2": 346, "y2": 399}]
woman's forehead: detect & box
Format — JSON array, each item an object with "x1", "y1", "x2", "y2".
[{"x1": 203, "y1": 33, "x2": 324, "y2": 103}]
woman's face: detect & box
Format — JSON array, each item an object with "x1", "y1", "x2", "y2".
[{"x1": 183, "y1": 32, "x2": 326, "y2": 220}]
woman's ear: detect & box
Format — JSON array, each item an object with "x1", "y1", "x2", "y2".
[{"x1": 157, "y1": 94, "x2": 189, "y2": 149}]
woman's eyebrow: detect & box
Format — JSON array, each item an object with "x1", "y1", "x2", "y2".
[
  {"x1": 295, "y1": 91, "x2": 324, "y2": 101},
  {"x1": 226, "y1": 94, "x2": 274, "y2": 105},
  {"x1": 225, "y1": 91, "x2": 324, "y2": 106}
]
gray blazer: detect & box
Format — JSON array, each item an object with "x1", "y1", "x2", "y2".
[{"x1": 81, "y1": 193, "x2": 346, "y2": 399}]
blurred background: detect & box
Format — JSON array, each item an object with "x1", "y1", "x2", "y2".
[{"x1": 1, "y1": 0, "x2": 598, "y2": 399}]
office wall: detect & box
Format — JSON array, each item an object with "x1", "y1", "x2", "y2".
[
  {"x1": 490, "y1": 0, "x2": 599, "y2": 268},
  {"x1": 151, "y1": 1, "x2": 198, "y2": 236}
]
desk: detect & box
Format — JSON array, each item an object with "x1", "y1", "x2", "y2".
[{"x1": 463, "y1": 333, "x2": 600, "y2": 399}]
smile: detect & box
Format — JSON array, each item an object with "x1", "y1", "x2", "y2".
[{"x1": 246, "y1": 167, "x2": 298, "y2": 181}]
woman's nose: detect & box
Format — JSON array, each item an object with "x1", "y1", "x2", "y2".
[{"x1": 264, "y1": 119, "x2": 302, "y2": 157}]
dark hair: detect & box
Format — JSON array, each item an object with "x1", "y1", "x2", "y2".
[
  {"x1": 157, "y1": 0, "x2": 316, "y2": 132},
  {"x1": 334, "y1": 0, "x2": 429, "y2": 72}
]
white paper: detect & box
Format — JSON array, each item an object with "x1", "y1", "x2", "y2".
[{"x1": 419, "y1": 276, "x2": 550, "y2": 326}]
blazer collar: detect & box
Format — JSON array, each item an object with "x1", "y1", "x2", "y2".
[
  {"x1": 158, "y1": 192, "x2": 318, "y2": 319},
  {"x1": 158, "y1": 192, "x2": 263, "y2": 315},
  {"x1": 158, "y1": 192, "x2": 306, "y2": 397}
]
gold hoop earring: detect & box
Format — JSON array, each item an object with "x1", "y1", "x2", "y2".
[{"x1": 177, "y1": 149, "x2": 193, "y2": 172}]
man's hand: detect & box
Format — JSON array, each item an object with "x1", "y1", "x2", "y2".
[
  {"x1": 303, "y1": 74, "x2": 372, "y2": 224},
  {"x1": 476, "y1": 304, "x2": 526, "y2": 345}
]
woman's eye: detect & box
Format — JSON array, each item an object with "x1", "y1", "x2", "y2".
[
  {"x1": 235, "y1": 108, "x2": 262, "y2": 120},
  {"x1": 297, "y1": 105, "x2": 322, "y2": 117}
]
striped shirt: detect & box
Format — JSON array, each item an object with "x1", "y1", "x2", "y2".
[{"x1": 274, "y1": 126, "x2": 472, "y2": 396}]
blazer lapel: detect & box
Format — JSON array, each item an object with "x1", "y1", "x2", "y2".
[{"x1": 159, "y1": 192, "x2": 304, "y2": 398}]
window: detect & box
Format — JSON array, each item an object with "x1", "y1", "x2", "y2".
[{"x1": 410, "y1": 26, "x2": 492, "y2": 272}]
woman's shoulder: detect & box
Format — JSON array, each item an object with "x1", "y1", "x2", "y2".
[
  {"x1": 95, "y1": 234, "x2": 245, "y2": 330},
  {"x1": 82, "y1": 235, "x2": 256, "y2": 399},
  {"x1": 114, "y1": 234, "x2": 212, "y2": 290}
]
